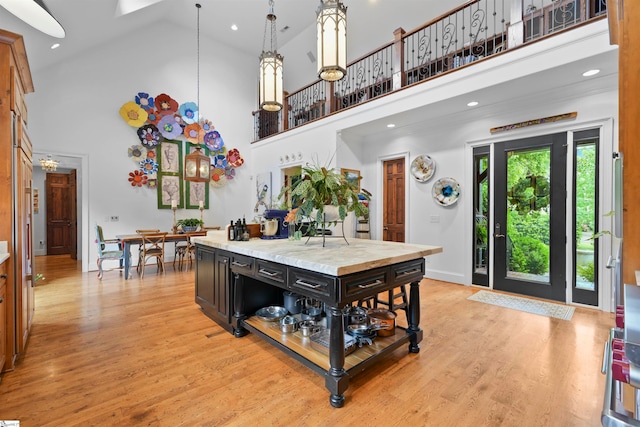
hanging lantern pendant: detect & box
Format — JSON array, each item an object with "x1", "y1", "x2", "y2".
[
  {"x1": 317, "y1": 0, "x2": 347, "y2": 82},
  {"x1": 259, "y1": 0, "x2": 283, "y2": 112}
]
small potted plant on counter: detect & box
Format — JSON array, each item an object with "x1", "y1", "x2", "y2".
[{"x1": 176, "y1": 218, "x2": 204, "y2": 232}]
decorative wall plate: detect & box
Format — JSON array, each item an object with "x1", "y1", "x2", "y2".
[
  {"x1": 432, "y1": 177, "x2": 460, "y2": 206},
  {"x1": 410, "y1": 155, "x2": 435, "y2": 182}
]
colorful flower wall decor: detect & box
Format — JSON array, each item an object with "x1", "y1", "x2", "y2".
[{"x1": 119, "y1": 91, "x2": 245, "y2": 208}]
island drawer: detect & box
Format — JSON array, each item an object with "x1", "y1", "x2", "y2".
[
  {"x1": 255, "y1": 259, "x2": 287, "y2": 289},
  {"x1": 390, "y1": 258, "x2": 424, "y2": 285},
  {"x1": 230, "y1": 253, "x2": 255, "y2": 275},
  {"x1": 288, "y1": 268, "x2": 336, "y2": 300},
  {"x1": 341, "y1": 268, "x2": 389, "y2": 300}
]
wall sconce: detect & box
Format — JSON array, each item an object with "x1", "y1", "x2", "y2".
[
  {"x1": 316, "y1": 0, "x2": 347, "y2": 82},
  {"x1": 259, "y1": 0, "x2": 284, "y2": 112}
]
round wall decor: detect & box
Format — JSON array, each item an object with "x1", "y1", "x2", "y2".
[
  {"x1": 432, "y1": 177, "x2": 460, "y2": 206},
  {"x1": 410, "y1": 154, "x2": 435, "y2": 182}
]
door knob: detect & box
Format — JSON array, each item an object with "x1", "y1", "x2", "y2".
[
  {"x1": 383, "y1": 226, "x2": 389, "y2": 230},
  {"x1": 0, "y1": 273, "x2": 6, "y2": 279}
]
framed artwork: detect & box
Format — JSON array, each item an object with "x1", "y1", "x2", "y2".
[
  {"x1": 185, "y1": 142, "x2": 210, "y2": 209},
  {"x1": 33, "y1": 188, "x2": 39, "y2": 214},
  {"x1": 341, "y1": 168, "x2": 361, "y2": 192},
  {"x1": 157, "y1": 139, "x2": 184, "y2": 209},
  {"x1": 254, "y1": 172, "x2": 272, "y2": 214}
]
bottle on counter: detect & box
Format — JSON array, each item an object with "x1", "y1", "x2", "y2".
[
  {"x1": 235, "y1": 218, "x2": 243, "y2": 241},
  {"x1": 242, "y1": 217, "x2": 249, "y2": 241},
  {"x1": 229, "y1": 220, "x2": 235, "y2": 241}
]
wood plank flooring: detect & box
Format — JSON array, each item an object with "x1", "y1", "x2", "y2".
[{"x1": 0, "y1": 255, "x2": 612, "y2": 426}]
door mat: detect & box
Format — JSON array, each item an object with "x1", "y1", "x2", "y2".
[{"x1": 467, "y1": 290, "x2": 575, "y2": 320}]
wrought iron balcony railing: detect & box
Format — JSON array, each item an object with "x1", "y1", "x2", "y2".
[{"x1": 252, "y1": 0, "x2": 607, "y2": 142}]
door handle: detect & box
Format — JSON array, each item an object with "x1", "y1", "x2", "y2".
[
  {"x1": 495, "y1": 234, "x2": 505, "y2": 238},
  {"x1": 383, "y1": 226, "x2": 389, "y2": 230}
]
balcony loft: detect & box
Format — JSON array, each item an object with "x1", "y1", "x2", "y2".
[{"x1": 252, "y1": 0, "x2": 608, "y2": 142}]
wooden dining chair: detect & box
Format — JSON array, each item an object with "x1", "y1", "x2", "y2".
[
  {"x1": 177, "y1": 232, "x2": 198, "y2": 270},
  {"x1": 135, "y1": 229, "x2": 160, "y2": 272},
  {"x1": 137, "y1": 232, "x2": 168, "y2": 278}
]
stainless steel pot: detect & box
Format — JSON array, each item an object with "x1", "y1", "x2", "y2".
[
  {"x1": 279, "y1": 315, "x2": 299, "y2": 333},
  {"x1": 298, "y1": 320, "x2": 320, "y2": 337}
]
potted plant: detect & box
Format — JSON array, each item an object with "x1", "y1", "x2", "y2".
[
  {"x1": 278, "y1": 160, "x2": 371, "y2": 242},
  {"x1": 176, "y1": 218, "x2": 204, "y2": 232}
]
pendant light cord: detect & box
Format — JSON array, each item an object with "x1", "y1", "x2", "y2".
[{"x1": 196, "y1": 3, "x2": 201, "y2": 123}]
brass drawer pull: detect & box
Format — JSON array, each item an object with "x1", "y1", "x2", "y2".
[
  {"x1": 258, "y1": 268, "x2": 281, "y2": 277},
  {"x1": 295, "y1": 279, "x2": 323, "y2": 289},
  {"x1": 358, "y1": 279, "x2": 384, "y2": 289}
]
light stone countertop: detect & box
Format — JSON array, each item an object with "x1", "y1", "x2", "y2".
[{"x1": 192, "y1": 230, "x2": 443, "y2": 276}]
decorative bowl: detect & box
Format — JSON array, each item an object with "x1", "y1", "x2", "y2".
[{"x1": 255, "y1": 306, "x2": 288, "y2": 322}]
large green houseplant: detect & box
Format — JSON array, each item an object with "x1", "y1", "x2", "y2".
[{"x1": 279, "y1": 161, "x2": 370, "y2": 229}]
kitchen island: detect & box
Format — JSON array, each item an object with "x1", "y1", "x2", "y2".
[{"x1": 192, "y1": 230, "x2": 442, "y2": 407}]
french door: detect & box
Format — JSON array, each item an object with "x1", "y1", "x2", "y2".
[{"x1": 493, "y1": 133, "x2": 567, "y2": 301}]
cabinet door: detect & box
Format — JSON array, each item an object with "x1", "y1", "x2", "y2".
[
  {"x1": 0, "y1": 284, "x2": 6, "y2": 372},
  {"x1": 16, "y1": 146, "x2": 33, "y2": 353},
  {"x1": 214, "y1": 252, "x2": 230, "y2": 323},
  {"x1": 195, "y1": 246, "x2": 215, "y2": 311}
]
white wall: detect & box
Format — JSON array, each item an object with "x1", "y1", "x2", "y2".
[{"x1": 26, "y1": 20, "x2": 257, "y2": 271}]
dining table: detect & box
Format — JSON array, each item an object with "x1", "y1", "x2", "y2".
[{"x1": 117, "y1": 231, "x2": 207, "y2": 279}]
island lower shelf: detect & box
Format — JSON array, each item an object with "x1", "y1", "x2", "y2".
[{"x1": 243, "y1": 315, "x2": 417, "y2": 374}]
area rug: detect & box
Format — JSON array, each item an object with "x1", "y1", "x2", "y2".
[{"x1": 467, "y1": 290, "x2": 575, "y2": 320}]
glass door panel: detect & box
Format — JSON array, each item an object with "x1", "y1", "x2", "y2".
[
  {"x1": 473, "y1": 146, "x2": 489, "y2": 286},
  {"x1": 494, "y1": 133, "x2": 566, "y2": 301}
]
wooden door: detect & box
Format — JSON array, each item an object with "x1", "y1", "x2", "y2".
[
  {"x1": 69, "y1": 169, "x2": 77, "y2": 260},
  {"x1": 46, "y1": 173, "x2": 73, "y2": 255},
  {"x1": 383, "y1": 158, "x2": 405, "y2": 242}
]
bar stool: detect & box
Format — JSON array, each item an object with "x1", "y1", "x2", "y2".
[{"x1": 358, "y1": 285, "x2": 409, "y2": 315}]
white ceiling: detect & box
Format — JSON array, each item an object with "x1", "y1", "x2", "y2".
[{"x1": 0, "y1": 0, "x2": 453, "y2": 73}]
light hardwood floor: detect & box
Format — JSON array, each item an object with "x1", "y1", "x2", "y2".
[{"x1": 0, "y1": 255, "x2": 612, "y2": 426}]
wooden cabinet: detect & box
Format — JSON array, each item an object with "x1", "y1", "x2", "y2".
[
  {"x1": 0, "y1": 260, "x2": 7, "y2": 373},
  {"x1": 0, "y1": 29, "x2": 35, "y2": 372}
]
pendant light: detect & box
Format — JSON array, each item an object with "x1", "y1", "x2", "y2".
[
  {"x1": 259, "y1": 0, "x2": 284, "y2": 112},
  {"x1": 184, "y1": 3, "x2": 211, "y2": 183},
  {"x1": 316, "y1": 0, "x2": 347, "y2": 82},
  {"x1": 39, "y1": 154, "x2": 59, "y2": 172},
  {"x1": 0, "y1": 0, "x2": 65, "y2": 38}
]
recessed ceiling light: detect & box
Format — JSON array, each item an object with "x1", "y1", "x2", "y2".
[
  {"x1": 386, "y1": 123, "x2": 395, "y2": 128},
  {"x1": 50, "y1": 43, "x2": 60, "y2": 49},
  {"x1": 231, "y1": 24, "x2": 238, "y2": 31},
  {"x1": 582, "y1": 69, "x2": 600, "y2": 77},
  {"x1": 467, "y1": 101, "x2": 479, "y2": 107}
]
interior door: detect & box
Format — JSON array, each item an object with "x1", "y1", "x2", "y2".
[
  {"x1": 383, "y1": 158, "x2": 405, "y2": 242},
  {"x1": 494, "y1": 133, "x2": 567, "y2": 301},
  {"x1": 46, "y1": 173, "x2": 72, "y2": 255}
]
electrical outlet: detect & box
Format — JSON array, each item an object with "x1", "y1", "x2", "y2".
[{"x1": 110, "y1": 216, "x2": 119, "y2": 222}]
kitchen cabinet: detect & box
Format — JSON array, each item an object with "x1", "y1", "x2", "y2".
[
  {"x1": 195, "y1": 245, "x2": 233, "y2": 333},
  {"x1": 0, "y1": 29, "x2": 35, "y2": 372},
  {"x1": 0, "y1": 260, "x2": 7, "y2": 373},
  {"x1": 193, "y1": 231, "x2": 442, "y2": 407}
]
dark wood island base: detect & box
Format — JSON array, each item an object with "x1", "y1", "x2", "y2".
[{"x1": 193, "y1": 233, "x2": 441, "y2": 407}]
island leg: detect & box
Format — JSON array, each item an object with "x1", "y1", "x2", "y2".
[
  {"x1": 326, "y1": 305, "x2": 348, "y2": 407},
  {"x1": 408, "y1": 280, "x2": 423, "y2": 353},
  {"x1": 232, "y1": 272, "x2": 249, "y2": 337}
]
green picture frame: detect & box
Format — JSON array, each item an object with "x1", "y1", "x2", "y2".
[
  {"x1": 185, "y1": 142, "x2": 210, "y2": 209},
  {"x1": 157, "y1": 139, "x2": 184, "y2": 209}
]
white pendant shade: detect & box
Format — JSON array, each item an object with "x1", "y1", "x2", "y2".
[
  {"x1": 0, "y1": 0, "x2": 65, "y2": 38},
  {"x1": 259, "y1": 51, "x2": 284, "y2": 112},
  {"x1": 259, "y1": 0, "x2": 283, "y2": 112},
  {"x1": 317, "y1": 0, "x2": 347, "y2": 82}
]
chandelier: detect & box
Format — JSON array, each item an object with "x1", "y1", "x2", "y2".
[
  {"x1": 184, "y1": 3, "x2": 211, "y2": 183},
  {"x1": 39, "y1": 154, "x2": 59, "y2": 172},
  {"x1": 259, "y1": 0, "x2": 284, "y2": 112},
  {"x1": 316, "y1": 0, "x2": 347, "y2": 82}
]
